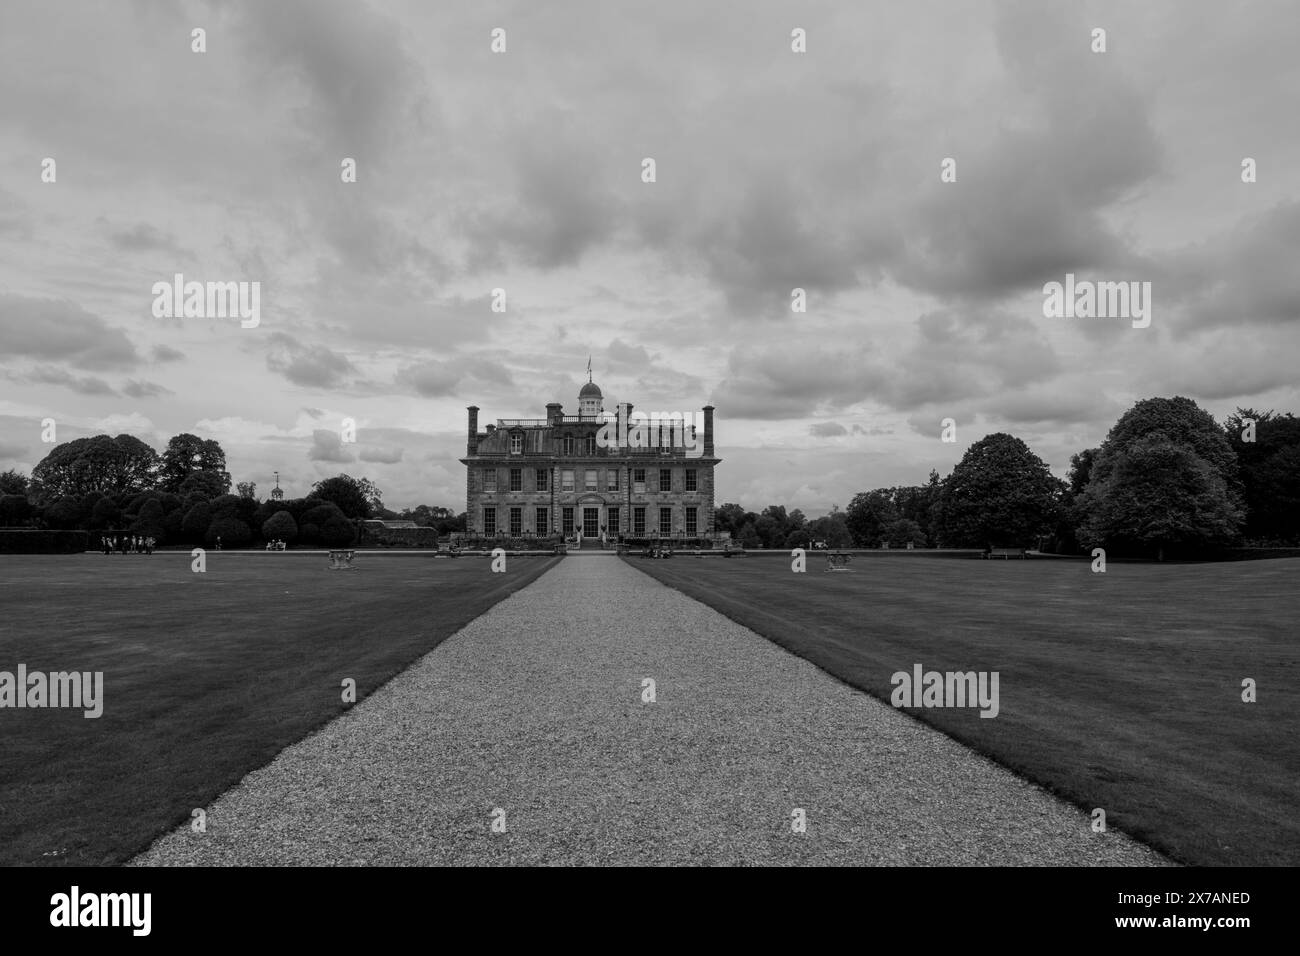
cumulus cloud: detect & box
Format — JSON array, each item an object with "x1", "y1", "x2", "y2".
[
  {"x1": 24, "y1": 365, "x2": 118, "y2": 396},
  {"x1": 360, "y1": 444, "x2": 404, "y2": 464},
  {"x1": 0, "y1": 295, "x2": 138, "y2": 371},
  {"x1": 265, "y1": 333, "x2": 355, "y2": 389},
  {"x1": 308, "y1": 428, "x2": 355, "y2": 463},
  {"x1": 809, "y1": 422, "x2": 847, "y2": 437},
  {"x1": 122, "y1": 379, "x2": 173, "y2": 399},
  {"x1": 150, "y1": 344, "x2": 185, "y2": 363}
]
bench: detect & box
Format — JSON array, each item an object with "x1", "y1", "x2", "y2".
[
  {"x1": 987, "y1": 548, "x2": 1025, "y2": 559},
  {"x1": 328, "y1": 549, "x2": 357, "y2": 569}
]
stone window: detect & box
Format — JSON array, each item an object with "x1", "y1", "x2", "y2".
[
  {"x1": 483, "y1": 507, "x2": 496, "y2": 536},
  {"x1": 685, "y1": 469, "x2": 697, "y2": 492},
  {"x1": 561, "y1": 469, "x2": 575, "y2": 492},
  {"x1": 536, "y1": 469, "x2": 548, "y2": 492},
  {"x1": 509, "y1": 468, "x2": 522, "y2": 491},
  {"x1": 483, "y1": 469, "x2": 497, "y2": 492}
]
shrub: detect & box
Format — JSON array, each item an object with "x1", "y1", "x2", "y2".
[
  {"x1": 261, "y1": 510, "x2": 298, "y2": 544},
  {"x1": 206, "y1": 516, "x2": 252, "y2": 548},
  {"x1": 0, "y1": 529, "x2": 89, "y2": 553},
  {"x1": 319, "y1": 515, "x2": 358, "y2": 547},
  {"x1": 181, "y1": 501, "x2": 213, "y2": 543},
  {"x1": 45, "y1": 496, "x2": 89, "y2": 529},
  {"x1": 130, "y1": 498, "x2": 168, "y2": 542},
  {"x1": 0, "y1": 495, "x2": 31, "y2": 528}
]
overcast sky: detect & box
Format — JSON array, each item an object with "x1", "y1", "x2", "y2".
[{"x1": 2, "y1": 0, "x2": 1297, "y2": 514}]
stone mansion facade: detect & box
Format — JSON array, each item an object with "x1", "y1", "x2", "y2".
[{"x1": 461, "y1": 379, "x2": 719, "y2": 540}]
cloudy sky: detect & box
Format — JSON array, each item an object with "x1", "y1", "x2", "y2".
[{"x1": 2, "y1": 0, "x2": 1297, "y2": 514}]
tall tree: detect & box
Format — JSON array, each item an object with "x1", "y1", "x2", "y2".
[
  {"x1": 0, "y1": 469, "x2": 29, "y2": 496},
  {"x1": 932, "y1": 433, "x2": 1064, "y2": 548},
  {"x1": 1224, "y1": 408, "x2": 1300, "y2": 543},
  {"x1": 1078, "y1": 397, "x2": 1245, "y2": 556},
  {"x1": 31, "y1": 434, "x2": 159, "y2": 500},
  {"x1": 159, "y1": 433, "x2": 228, "y2": 493},
  {"x1": 845, "y1": 490, "x2": 898, "y2": 547},
  {"x1": 1078, "y1": 435, "x2": 1244, "y2": 558},
  {"x1": 310, "y1": 474, "x2": 377, "y2": 519}
]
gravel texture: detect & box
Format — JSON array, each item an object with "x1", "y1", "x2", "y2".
[{"x1": 133, "y1": 555, "x2": 1170, "y2": 866}]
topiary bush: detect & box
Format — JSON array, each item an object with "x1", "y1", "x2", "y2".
[
  {"x1": 205, "y1": 516, "x2": 252, "y2": 548},
  {"x1": 181, "y1": 501, "x2": 213, "y2": 543},
  {"x1": 261, "y1": 510, "x2": 298, "y2": 544}
]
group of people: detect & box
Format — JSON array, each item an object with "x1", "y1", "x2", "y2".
[
  {"x1": 101, "y1": 534, "x2": 155, "y2": 555},
  {"x1": 264, "y1": 539, "x2": 287, "y2": 551}
]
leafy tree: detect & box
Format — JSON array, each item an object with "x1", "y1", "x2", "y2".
[
  {"x1": 181, "y1": 501, "x2": 213, "y2": 543},
  {"x1": 805, "y1": 511, "x2": 853, "y2": 548},
  {"x1": 1077, "y1": 397, "x2": 1246, "y2": 556},
  {"x1": 1094, "y1": 397, "x2": 1240, "y2": 494},
  {"x1": 1078, "y1": 434, "x2": 1244, "y2": 558},
  {"x1": 310, "y1": 475, "x2": 377, "y2": 519},
  {"x1": 159, "y1": 434, "x2": 228, "y2": 493},
  {"x1": 1068, "y1": 448, "x2": 1099, "y2": 496},
  {"x1": 0, "y1": 469, "x2": 29, "y2": 496},
  {"x1": 736, "y1": 521, "x2": 761, "y2": 548},
  {"x1": 713, "y1": 503, "x2": 748, "y2": 537},
  {"x1": 845, "y1": 490, "x2": 898, "y2": 547},
  {"x1": 884, "y1": 517, "x2": 927, "y2": 548},
  {"x1": 30, "y1": 434, "x2": 159, "y2": 500},
  {"x1": 1224, "y1": 408, "x2": 1300, "y2": 543},
  {"x1": 177, "y1": 468, "x2": 230, "y2": 500},
  {"x1": 932, "y1": 433, "x2": 1064, "y2": 548},
  {"x1": 0, "y1": 495, "x2": 31, "y2": 527},
  {"x1": 261, "y1": 510, "x2": 298, "y2": 544},
  {"x1": 784, "y1": 528, "x2": 812, "y2": 549},
  {"x1": 235, "y1": 481, "x2": 257, "y2": 500}
]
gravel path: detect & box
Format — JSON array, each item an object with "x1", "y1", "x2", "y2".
[{"x1": 133, "y1": 556, "x2": 1169, "y2": 866}]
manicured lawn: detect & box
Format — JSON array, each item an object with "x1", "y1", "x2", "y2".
[
  {"x1": 0, "y1": 552, "x2": 559, "y2": 865},
  {"x1": 627, "y1": 552, "x2": 1300, "y2": 866}
]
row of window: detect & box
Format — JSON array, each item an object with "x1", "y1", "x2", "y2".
[
  {"x1": 481, "y1": 467, "x2": 701, "y2": 493},
  {"x1": 508, "y1": 431, "x2": 697, "y2": 456},
  {"x1": 482, "y1": 506, "x2": 700, "y2": 536}
]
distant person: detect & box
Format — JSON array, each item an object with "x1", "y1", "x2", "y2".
[{"x1": 215, "y1": 536, "x2": 222, "y2": 551}]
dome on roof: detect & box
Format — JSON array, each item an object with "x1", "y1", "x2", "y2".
[{"x1": 579, "y1": 381, "x2": 602, "y2": 398}]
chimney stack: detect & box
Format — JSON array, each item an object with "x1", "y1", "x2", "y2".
[
  {"x1": 703, "y1": 405, "x2": 715, "y2": 457},
  {"x1": 546, "y1": 402, "x2": 563, "y2": 426},
  {"x1": 467, "y1": 406, "x2": 479, "y2": 455}
]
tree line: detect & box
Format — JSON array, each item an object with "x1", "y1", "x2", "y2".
[
  {"x1": 713, "y1": 397, "x2": 1300, "y2": 558},
  {"x1": 0, "y1": 432, "x2": 466, "y2": 548}
]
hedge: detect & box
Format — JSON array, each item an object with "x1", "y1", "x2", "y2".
[{"x1": 0, "y1": 530, "x2": 90, "y2": 554}]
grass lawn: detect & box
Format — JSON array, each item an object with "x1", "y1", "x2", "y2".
[
  {"x1": 0, "y1": 551, "x2": 558, "y2": 865},
  {"x1": 627, "y1": 552, "x2": 1300, "y2": 866}
]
